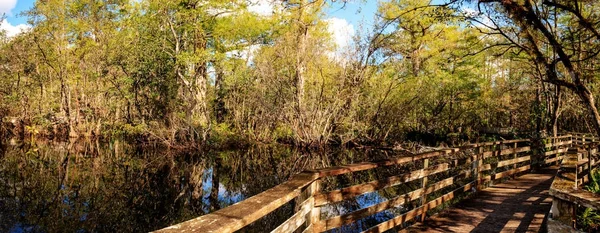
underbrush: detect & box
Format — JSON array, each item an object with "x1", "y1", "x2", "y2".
[{"x1": 578, "y1": 169, "x2": 600, "y2": 232}]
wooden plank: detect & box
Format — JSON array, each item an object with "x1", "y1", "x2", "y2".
[
  {"x1": 301, "y1": 225, "x2": 312, "y2": 233},
  {"x1": 546, "y1": 156, "x2": 563, "y2": 164},
  {"x1": 320, "y1": 176, "x2": 455, "y2": 231},
  {"x1": 593, "y1": 159, "x2": 600, "y2": 168},
  {"x1": 153, "y1": 172, "x2": 319, "y2": 233},
  {"x1": 481, "y1": 165, "x2": 530, "y2": 183},
  {"x1": 576, "y1": 162, "x2": 589, "y2": 175},
  {"x1": 562, "y1": 159, "x2": 589, "y2": 169},
  {"x1": 574, "y1": 139, "x2": 598, "y2": 144},
  {"x1": 313, "y1": 150, "x2": 457, "y2": 178},
  {"x1": 271, "y1": 197, "x2": 313, "y2": 233},
  {"x1": 551, "y1": 188, "x2": 600, "y2": 211},
  {"x1": 497, "y1": 156, "x2": 530, "y2": 168},
  {"x1": 578, "y1": 174, "x2": 589, "y2": 185},
  {"x1": 482, "y1": 146, "x2": 530, "y2": 158},
  {"x1": 360, "y1": 182, "x2": 475, "y2": 233},
  {"x1": 479, "y1": 163, "x2": 492, "y2": 172},
  {"x1": 545, "y1": 140, "x2": 572, "y2": 148},
  {"x1": 474, "y1": 139, "x2": 530, "y2": 146},
  {"x1": 314, "y1": 163, "x2": 449, "y2": 206},
  {"x1": 545, "y1": 148, "x2": 568, "y2": 156},
  {"x1": 315, "y1": 139, "x2": 531, "y2": 178}
]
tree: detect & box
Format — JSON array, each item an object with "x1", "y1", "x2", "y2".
[{"x1": 471, "y1": 0, "x2": 600, "y2": 136}]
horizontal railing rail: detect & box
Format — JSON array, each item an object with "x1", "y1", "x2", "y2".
[{"x1": 154, "y1": 135, "x2": 578, "y2": 233}]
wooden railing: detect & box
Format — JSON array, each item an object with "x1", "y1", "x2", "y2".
[
  {"x1": 548, "y1": 136, "x2": 600, "y2": 231},
  {"x1": 154, "y1": 136, "x2": 575, "y2": 233},
  {"x1": 570, "y1": 132, "x2": 599, "y2": 146}
]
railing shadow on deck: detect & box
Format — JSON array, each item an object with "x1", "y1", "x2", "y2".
[
  {"x1": 153, "y1": 134, "x2": 588, "y2": 233},
  {"x1": 472, "y1": 171, "x2": 554, "y2": 233},
  {"x1": 407, "y1": 170, "x2": 555, "y2": 233}
]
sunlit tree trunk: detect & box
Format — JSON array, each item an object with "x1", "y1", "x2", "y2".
[{"x1": 295, "y1": 0, "x2": 308, "y2": 117}]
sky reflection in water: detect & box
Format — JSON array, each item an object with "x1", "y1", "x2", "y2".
[{"x1": 0, "y1": 139, "x2": 404, "y2": 232}]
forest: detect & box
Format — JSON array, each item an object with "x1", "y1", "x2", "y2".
[
  {"x1": 3, "y1": 0, "x2": 600, "y2": 232},
  {"x1": 1, "y1": 0, "x2": 600, "y2": 148}
]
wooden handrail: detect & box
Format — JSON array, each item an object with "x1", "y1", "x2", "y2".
[
  {"x1": 154, "y1": 135, "x2": 576, "y2": 233},
  {"x1": 314, "y1": 163, "x2": 449, "y2": 206},
  {"x1": 153, "y1": 172, "x2": 319, "y2": 233},
  {"x1": 311, "y1": 148, "x2": 460, "y2": 178}
]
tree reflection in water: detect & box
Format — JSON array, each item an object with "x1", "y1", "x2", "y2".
[{"x1": 0, "y1": 139, "x2": 402, "y2": 232}]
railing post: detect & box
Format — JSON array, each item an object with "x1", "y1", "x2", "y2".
[
  {"x1": 588, "y1": 145, "x2": 592, "y2": 184},
  {"x1": 557, "y1": 136, "x2": 564, "y2": 166},
  {"x1": 490, "y1": 142, "x2": 501, "y2": 184},
  {"x1": 556, "y1": 137, "x2": 562, "y2": 166},
  {"x1": 420, "y1": 158, "x2": 430, "y2": 222},
  {"x1": 308, "y1": 179, "x2": 322, "y2": 233},
  {"x1": 513, "y1": 142, "x2": 518, "y2": 176},
  {"x1": 474, "y1": 146, "x2": 483, "y2": 191}
]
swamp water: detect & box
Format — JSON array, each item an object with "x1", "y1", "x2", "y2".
[{"x1": 0, "y1": 140, "x2": 412, "y2": 233}]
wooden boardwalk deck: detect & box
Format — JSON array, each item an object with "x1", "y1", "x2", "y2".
[{"x1": 406, "y1": 168, "x2": 557, "y2": 233}]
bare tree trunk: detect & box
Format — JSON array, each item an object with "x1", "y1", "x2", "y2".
[
  {"x1": 292, "y1": 0, "x2": 309, "y2": 143},
  {"x1": 194, "y1": 63, "x2": 208, "y2": 125},
  {"x1": 60, "y1": 72, "x2": 75, "y2": 138},
  {"x1": 550, "y1": 85, "x2": 561, "y2": 137},
  {"x1": 575, "y1": 86, "x2": 600, "y2": 135},
  {"x1": 214, "y1": 65, "x2": 226, "y2": 124},
  {"x1": 191, "y1": 11, "x2": 210, "y2": 139},
  {"x1": 535, "y1": 84, "x2": 542, "y2": 135},
  {"x1": 295, "y1": 3, "x2": 307, "y2": 114}
]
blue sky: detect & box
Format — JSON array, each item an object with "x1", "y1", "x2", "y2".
[
  {"x1": 328, "y1": 0, "x2": 379, "y2": 31},
  {"x1": 3, "y1": 0, "x2": 31, "y2": 25},
  {"x1": 1, "y1": 0, "x2": 378, "y2": 47},
  {"x1": 3, "y1": 0, "x2": 378, "y2": 25}
]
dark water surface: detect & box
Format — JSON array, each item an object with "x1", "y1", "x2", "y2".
[{"x1": 0, "y1": 139, "x2": 404, "y2": 233}]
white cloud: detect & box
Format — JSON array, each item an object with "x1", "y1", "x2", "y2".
[
  {"x1": 462, "y1": 7, "x2": 478, "y2": 18},
  {"x1": 461, "y1": 7, "x2": 494, "y2": 29},
  {"x1": 0, "y1": 0, "x2": 17, "y2": 16},
  {"x1": 325, "y1": 17, "x2": 355, "y2": 49},
  {"x1": 325, "y1": 17, "x2": 356, "y2": 61},
  {"x1": 1, "y1": 19, "x2": 30, "y2": 38},
  {"x1": 248, "y1": 0, "x2": 274, "y2": 16},
  {"x1": 209, "y1": 0, "x2": 275, "y2": 18},
  {"x1": 226, "y1": 44, "x2": 261, "y2": 65}
]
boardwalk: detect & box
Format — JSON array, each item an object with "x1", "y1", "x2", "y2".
[
  {"x1": 407, "y1": 168, "x2": 557, "y2": 233},
  {"x1": 157, "y1": 135, "x2": 596, "y2": 233}
]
